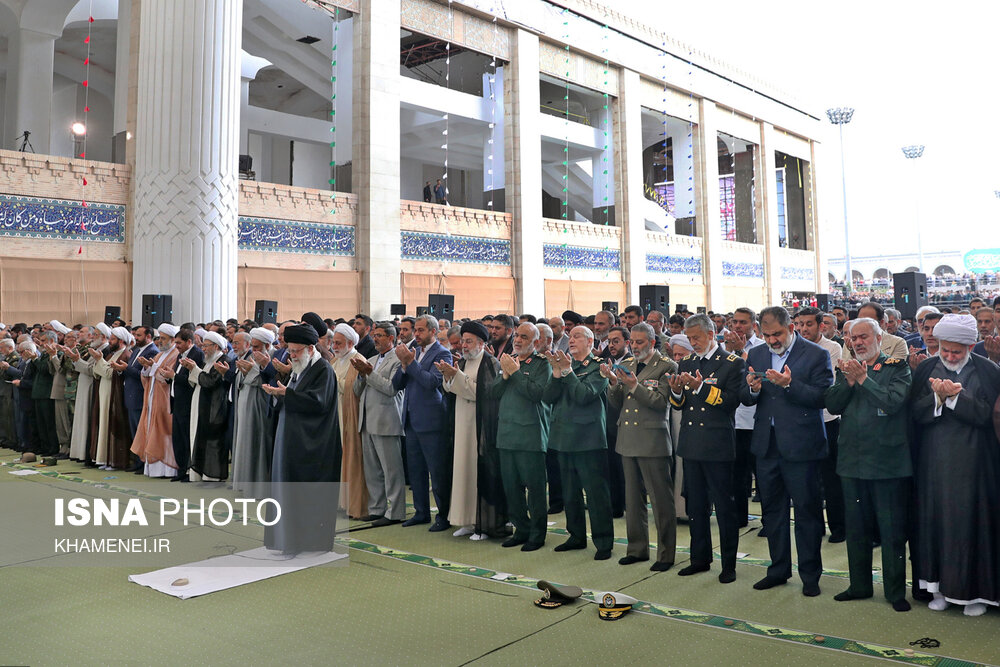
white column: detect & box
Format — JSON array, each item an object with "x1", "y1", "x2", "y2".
[
  {"x1": 758, "y1": 122, "x2": 781, "y2": 305},
  {"x1": 353, "y1": 0, "x2": 401, "y2": 319},
  {"x1": 614, "y1": 69, "x2": 645, "y2": 304},
  {"x1": 131, "y1": 0, "x2": 242, "y2": 323},
  {"x1": 3, "y1": 28, "x2": 57, "y2": 154},
  {"x1": 505, "y1": 29, "x2": 544, "y2": 314},
  {"x1": 695, "y1": 99, "x2": 723, "y2": 310}
]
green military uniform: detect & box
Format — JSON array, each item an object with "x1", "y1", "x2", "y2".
[
  {"x1": 607, "y1": 351, "x2": 678, "y2": 566},
  {"x1": 31, "y1": 351, "x2": 58, "y2": 456},
  {"x1": 491, "y1": 352, "x2": 551, "y2": 548},
  {"x1": 544, "y1": 352, "x2": 613, "y2": 556},
  {"x1": 62, "y1": 347, "x2": 84, "y2": 411},
  {"x1": 825, "y1": 353, "x2": 912, "y2": 605}
]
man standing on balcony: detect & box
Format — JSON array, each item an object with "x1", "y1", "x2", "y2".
[
  {"x1": 423, "y1": 181, "x2": 433, "y2": 203},
  {"x1": 434, "y1": 178, "x2": 448, "y2": 205}
]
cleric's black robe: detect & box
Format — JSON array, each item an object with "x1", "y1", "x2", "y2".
[
  {"x1": 265, "y1": 356, "x2": 342, "y2": 553},
  {"x1": 911, "y1": 355, "x2": 1000, "y2": 603},
  {"x1": 452, "y1": 352, "x2": 507, "y2": 538},
  {"x1": 190, "y1": 365, "x2": 230, "y2": 480}
]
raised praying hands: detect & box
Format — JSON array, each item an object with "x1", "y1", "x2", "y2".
[
  {"x1": 666, "y1": 373, "x2": 686, "y2": 394},
  {"x1": 157, "y1": 366, "x2": 175, "y2": 380},
  {"x1": 544, "y1": 349, "x2": 571, "y2": 373},
  {"x1": 214, "y1": 360, "x2": 230, "y2": 375},
  {"x1": 679, "y1": 369, "x2": 704, "y2": 392},
  {"x1": 765, "y1": 365, "x2": 792, "y2": 388},
  {"x1": 908, "y1": 350, "x2": 928, "y2": 372},
  {"x1": 179, "y1": 357, "x2": 197, "y2": 370},
  {"x1": 723, "y1": 330, "x2": 747, "y2": 355},
  {"x1": 433, "y1": 359, "x2": 458, "y2": 379},
  {"x1": 61, "y1": 345, "x2": 80, "y2": 362},
  {"x1": 599, "y1": 362, "x2": 617, "y2": 385},
  {"x1": 840, "y1": 359, "x2": 868, "y2": 387},
  {"x1": 137, "y1": 356, "x2": 153, "y2": 368},
  {"x1": 235, "y1": 358, "x2": 254, "y2": 375},
  {"x1": 252, "y1": 350, "x2": 271, "y2": 368},
  {"x1": 110, "y1": 359, "x2": 128, "y2": 372},
  {"x1": 984, "y1": 335, "x2": 1000, "y2": 363},
  {"x1": 271, "y1": 358, "x2": 292, "y2": 375},
  {"x1": 351, "y1": 356, "x2": 374, "y2": 377},
  {"x1": 929, "y1": 377, "x2": 962, "y2": 402},
  {"x1": 262, "y1": 380, "x2": 287, "y2": 397},
  {"x1": 616, "y1": 366, "x2": 638, "y2": 391},
  {"x1": 499, "y1": 352, "x2": 519, "y2": 378},
  {"x1": 395, "y1": 343, "x2": 415, "y2": 367}
]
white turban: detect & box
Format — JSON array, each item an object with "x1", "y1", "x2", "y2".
[
  {"x1": 250, "y1": 327, "x2": 275, "y2": 345},
  {"x1": 670, "y1": 334, "x2": 695, "y2": 354},
  {"x1": 194, "y1": 328, "x2": 209, "y2": 340},
  {"x1": 110, "y1": 326, "x2": 133, "y2": 346},
  {"x1": 157, "y1": 323, "x2": 179, "y2": 338},
  {"x1": 203, "y1": 331, "x2": 228, "y2": 350},
  {"x1": 96, "y1": 322, "x2": 112, "y2": 338},
  {"x1": 0, "y1": 323, "x2": 6, "y2": 330},
  {"x1": 932, "y1": 314, "x2": 978, "y2": 346},
  {"x1": 49, "y1": 320, "x2": 71, "y2": 335},
  {"x1": 333, "y1": 323, "x2": 359, "y2": 346}
]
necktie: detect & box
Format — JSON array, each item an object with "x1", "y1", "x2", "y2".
[{"x1": 636, "y1": 362, "x2": 646, "y2": 374}]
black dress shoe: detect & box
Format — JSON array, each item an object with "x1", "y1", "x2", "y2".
[
  {"x1": 84, "y1": 461, "x2": 98, "y2": 468},
  {"x1": 833, "y1": 589, "x2": 872, "y2": 601},
  {"x1": 618, "y1": 555, "x2": 649, "y2": 565},
  {"x1": 372, "y1": 517, "x2": 402, "y2": 527},
  {"x1": 594, "y1": 550, "x2": 612, "y2": 561},
  {"x1": 554, "y1": 540, "x2": 587, "y2": 552},
  {"x1": 912, "y1": 588, "x2": 933, "y2": 603},
  {"x1": 502, "y1": 536, "x2": 527, "y2": 548},
  {"x1": 718, "y1": 569, "x2": 736, "y2": 584},
  {"x1": 521, "y1": 542, "x2": 543, "y2": 552},
  {"x1": 753, "y1": 576, "x2": 789, "y2": 590},
  {"x1": 402, "y1": 517, "x2": 430, "y2": 527},
  {"x1": 677, "y1": 563, "x2": 710, "y2": 576},
  {"x1": 428, "y1": 519, "x2": 451, "y2": 532},
  {"x1": 802, "y1": 582, "x2": 821, "y2": 597},
  {"x1": 649, "y1": 561, "x2": 673, "y2": 572},
  {"x1": 892, "y1": 599, "x2": 911, "y2": 612},
  {"x1": 828, "y1": 533, "x2": 846, "y2": 544},
  {"x1": 547, "y1": 505, "x2": 563, "y2": 515},
  {"x1": 361, "y1": 514, "x2": 384, "y2": 522}
]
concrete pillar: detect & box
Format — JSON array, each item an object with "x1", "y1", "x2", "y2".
[
  {"x1": 669, "y1": 125, "x2": 695, "y2": 220},
  {"x1": 758, "y1": 122, "x2": 781, "y2": 305},
  {"x1": 3, "y1": 28, "x2": 58, "y2": 154},
  {"x1": 614, "y1": 69, "x2": 645, "y2": 305},
  {"x1": 505, "y1": 29, "x2": 544, "y2": 314},
  {"x1": 112, "y1": 0, "x2": 131, "y2": 136},
  {"x1": 810, "y1": 139, "x2": 824, "y2": 292},
  {"x1": 131, "y1": 0, "x2": 242, "y2": 322},
  {"x1": 353, "y1": 0, "x2": 402, "y2": 320},
  {"x1": 694, "y1": 99, "x2": 723, "y2": 310}
]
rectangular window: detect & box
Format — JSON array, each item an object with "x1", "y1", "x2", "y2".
[{"x1": 776, "y1": 167, "x2": 787, "y2": 247}]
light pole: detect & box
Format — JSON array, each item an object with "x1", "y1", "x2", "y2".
[
  {"x1": 827, "y1": 107, "x2": 854, "y2": 294},
  {"x1": 901, "y1": 145, "x2": 925, "y2": 273}
]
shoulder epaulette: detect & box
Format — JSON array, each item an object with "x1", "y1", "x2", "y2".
[
  {"x1": 726, "y1": 354, "x2": 739, "y2": 362},
  {"x1": 682, "y1": 353, "x2": 694, "y2": 361},
  {"x1": 884, "y1": 357, "x2": 902, "y2": 364}
]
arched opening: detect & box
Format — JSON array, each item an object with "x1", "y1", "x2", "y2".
[
  {"x1": 873, "y1": 268, "x2": 890, "y2": 280},
  {"x1": 933, "y1": 265, "x2": 956, "y2": 277}
]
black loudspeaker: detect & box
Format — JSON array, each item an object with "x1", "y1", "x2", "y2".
[
  {"x1": 141, "y1": 294, "x2": 173, "y2": 329},
  {"x1": 893, "y1": 272, "x2": 927, "y2": 321},
  {"x1": 639, "y1": 285, "x2": 670, "y2": 316},
  {"x1": 428, "y1": 293, "x2": 454, "y2": 319},
  {"x1": 815, "y1": 294, "x2": 830, "y2": 312},
  {"x1": 254, "y1": 300, "x2": 278, "y2": 325},
  {"x1": 104, "y1": 306, "x2": 121, "y2": 326},
  {"x1": 416, "y1": 306, "x2": 429, "y2": 316},
  {"x1": 696, "y1": 306, "x2": 707, "y2": 314},
  {"x1": 239, "y1": 154, "x2": 253, "y2": 172},
  {"x1": 675, "y1": 304, "x2": 687, "y2": 313},
  {"x1": 390, "y1": 304, "x2": 407, "y2": 316},
  {"x1": 601, "y1": 301, "x2": 619, "y2": 315}
]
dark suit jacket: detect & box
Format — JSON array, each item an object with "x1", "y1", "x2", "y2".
[
  {"x1": 124, "y1": 343, "x2": 159, "y2": 410},
  {"x1": 356, "y1": 335, "x2": 376, "y2": 360},
  {"x1": 670, "y1": 347, "x2": 745, "y2": 461},
  {"x1": 740, "y1": 334, "x2": 832, "y2": 461},
  {"x1": 392, "y1": 340, "x2": 452, "y2": 433},
  {"x1": 170, "y1": 345, "x2": 204, "y2": 416}
]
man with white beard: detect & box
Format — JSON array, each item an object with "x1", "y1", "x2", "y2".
[
  {"x1": 232, "y1": 327, "x2": 277, "y2": 498},
  {"x1": 910, "y1": 313, "x2": 1000, "y2": 616},
  {"x1": 330, "y1": 321, "x2": 369, "y2": 519},
  {"x1": 825, "y1": 317, "x2": 913, "y2": 611},
  {"x1": 262, "y1": 323, "x2": 341, "y2": 553},
  {"x1": 63, "y1": 324, "x2": 107, "y2": 461},
  {"x1": 183, "y1": 331, "x2": 231, "y2": 482},
  {"x1": 91, "y1": 327, "x2": 134, "y2": 469},
  {"x1": 131, "y1": 324, "x2": 180, "y2": 478},
  {"x1": 437, "y1": 321, "x2": 504, "y2": 540}
]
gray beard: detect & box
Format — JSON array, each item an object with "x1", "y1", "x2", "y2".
[
  {"x1": 855, "y1": 347, "x2": 880, "y2": 363},
  {"x1": 941, "y1": 353, "x2": 970, "y2": 373},
  {"x1": 463, "y1": 346, "x2": 484, "y2": 361},
  {"x1": 634, "y1": 348, "x2": 654, "y2": 363}
]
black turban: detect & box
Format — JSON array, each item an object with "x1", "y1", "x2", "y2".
[
  {"x1": 460, "y1": 321, "x2": 490, "y2": 342},
  {"x1": 562, "y1": 310, "x2": 583, "y2": 325},
  {"x1": 300, "y1": 312, "x2": 328, "y2": 338},
  {"x1": 284, "y1": 324, "x2": 319, "y2": 345}
]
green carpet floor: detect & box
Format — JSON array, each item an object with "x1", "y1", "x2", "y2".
[{"x1": 2, "y1": 449, "x2": 997, "y2": 667}]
